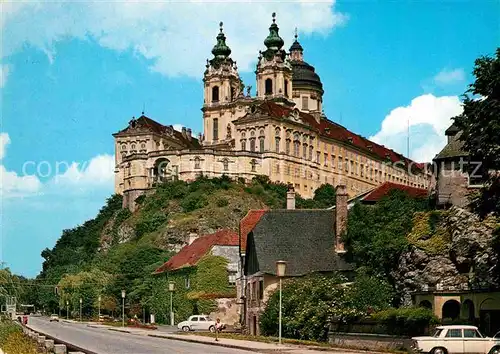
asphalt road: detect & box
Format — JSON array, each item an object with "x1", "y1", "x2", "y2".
[{"x1": 27, "y1": 316, "x2": 254, "y2": 354}]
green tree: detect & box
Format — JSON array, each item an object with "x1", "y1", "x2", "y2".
[
  {"x1": 343, "y1": 191, "x2": 429, "y2": 282},
  {"x1": 453, "y1": 48, "x2": 500, "y2": 217},
  {"x1": 312, "y1": 184, "x2": 337, "y2": 208},
  {"x1": 348, "y1": 272, "x2": 394, "y2": 313},
  {"x1": 259, "y1": 274, "x2": 362, "y2": 341}
]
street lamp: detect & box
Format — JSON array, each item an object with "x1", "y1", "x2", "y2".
[
  {"x1": 66, "y1": 301, "x2": 69, "y2": 320},
  {"x1": 98, "y1": 295, "x2": 101, "y2": 322},
  {"x1": 121, "y1": 290, "x2": 126, "y2": 328},
  {"x1": 168, "y1": 281, "x2": 175, "y2": 326},
  {"x1": 276, "y1": 260, "x2": 287, "y2": 345},
  {"x1": 79, "y1": 298, "x2": 82, "y2": 322}
]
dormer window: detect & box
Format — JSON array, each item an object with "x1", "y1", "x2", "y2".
[{"x1": 347, "y1": 137, "x2": 353, "y2": 143}]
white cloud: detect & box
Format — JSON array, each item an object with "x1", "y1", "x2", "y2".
[
  {"x1": 0, "y1": 133, "x2": 11, "y2": 159},
  {"x1": 433, "y1": 68, "x2": 465, "y2": 86},
  {"x1": 1, "y1": 0, "x2": 347, "y2": 77},
  {"x1": 370, "y1": 94, "x2": 464, "y2": 162},
  {"x1": 53, "y1": 154, "x2": 115, "y2": 187},
  {"x1": 0, "y1": 133, "x2": 43, "y2": 198},
  {"x1": 0, "y1": 65, "x2": 9, "y2": 88},
  {"x1": 172, "y1": 124, "x2": 183, "y2": 132},
  {"x1": 0, "y1": 132, "x2": 114, "y2": 198},
  {"x1": 0, "y1": 165, "x2": 43, "y2": 198}
]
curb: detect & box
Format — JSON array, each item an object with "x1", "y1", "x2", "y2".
[
  {"x1": 147, "y1": 334, "x2": 282, "y2": 352},
  {"x1": 108, "y1": 328, "x2": 131, "y2": 334}
]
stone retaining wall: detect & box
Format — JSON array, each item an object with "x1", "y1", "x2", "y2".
[{"x1": 328, "y1": 332, "x2": 412, "y2": 352}]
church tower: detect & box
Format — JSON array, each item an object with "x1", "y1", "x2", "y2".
[
  {"x1": 288, "y1": 31, "x2": 324, "y2": 114},
  {"x1": 202, "y1": 22, "x2": 243, "y2": 145},
  {"x1": 255, "y1": 13, "x2": 293, "y2": 106}
]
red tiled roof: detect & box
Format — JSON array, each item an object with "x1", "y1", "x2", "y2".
[
  {"x1": 256, "y1": 101, "x2": 425, "y2": 168},
  {"x1": 114, "y1": 115, "x2": 201, "y2": 149},
  {"x1": 239, "y1": 209, "x2": 267, "y2": 254},
  {"x1": 153, "y1": 229, "x2": 238, "y2": 274},
  {"x1": 362, "y1": 182, "x2": 428, "y2": 203}
]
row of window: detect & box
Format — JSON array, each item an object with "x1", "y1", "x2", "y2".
[{"x1": 193, "y1": 156, "x2": 258, "y2": 172}]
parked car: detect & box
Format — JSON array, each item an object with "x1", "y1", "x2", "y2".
[
  {"x1": 49, "y1": 314, "x2": 59, "y2": 322},
  {"x1": 177, "y1": 315, "x2": 225, "y2": 333},
  {"x1": 411, "y1": 325, "x2": 500, "y2": 354}
]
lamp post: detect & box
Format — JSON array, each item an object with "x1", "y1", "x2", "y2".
[
  {"x1": 66, "y1": 301, "x2": 69, "y2": 320},
  {"x1": 98, "y1": 295, "x2": 101, "y2": 322},
  {"x1": 276, "y1": 260, "x2": 287, "y2": 345},
  {"x1": 79, "y1": 298, "x2": 82, "y2": 322},
  {"x1": 121, "y1": 290, "x2": 126, "y2": 328},
  {"x1": 168, "y1": 281, "x2": 175, "y2": 326}
]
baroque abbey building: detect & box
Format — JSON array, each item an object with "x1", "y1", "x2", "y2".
[{"x1": 114, "y1": 14, "x2": 431, "y2": 210}]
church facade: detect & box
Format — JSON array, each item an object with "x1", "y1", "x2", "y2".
[{"x1": 113, "y1": 14, "x2": 431, "y2": 211}]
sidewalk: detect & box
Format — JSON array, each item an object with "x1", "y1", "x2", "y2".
[{"x1": 87, "y1": 324, "x2": 378, "y2": 353}]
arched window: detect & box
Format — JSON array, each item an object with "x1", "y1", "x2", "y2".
[
  {"x1": 222, "y1": 158, "x2": 229, "y2": 171},
  {"x1": 241, "y1": 139, "x2": 246, "y2": 151},
  {"x1": 259, "y1": 137, "x2": 265, "y2": 152},
  {"x1": 275, "y1": 137, "x2": 280, "y2": 153},
  {"x1": 194, "y1": 157, "x2": 201, "y2": 169},
  {"x1": 285, "y1": 139, "x2": 291, "y2": 155},
  {"x1": 213, "y1": 118, "x2": 219, "y2": 141},
  {"x1": 303, "y1": 144, "x2": 307, "y2": 158},
  {"x1": 284, "y1": 79, "x2": 289, "y2": 97},
  {"x1": 265, "y1": 78, "x2": 273, "y2": 95},
  {"x1": 212, "y1": 86, "x2": 219, "y2": 102},
  {"x1": 250, "y1": 139, "x2": 256, "y2": 152},
  {"x1": 294, "y1": 141, "x2": 300, "y2": 157}
]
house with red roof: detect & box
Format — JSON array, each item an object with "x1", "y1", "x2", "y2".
[
  {"x1": 345, "y1": 181, "x2": 429, "y2": 206},
  {"x1": 153, "y1": 229, "x2": 241, "y2": 325}
]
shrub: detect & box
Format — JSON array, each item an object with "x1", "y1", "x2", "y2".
[
  {"x1": 2, "y1": 331, "x2": 37, "y2": 354},
  {"x1": 370, "y1": 307, "x2": 438, "y2": 336},
  {"x1": 215, "y1": 197, "x2": 229, "y2": 207},
  {"x1": 259, "y1": 274, "x2": 359, "y2": 342},
  {"x1": 181, "y1": 192, "x2": 208, "y2": 212},
  {"x1": 0, "y1": 320, "x2": 20, "y2": 345},
  {"x1": 348, "y1": 274, "x2": 394, "y2": 313},
  {"x1": 135, "y1": 212, "x2": 168, "y2": 238}
]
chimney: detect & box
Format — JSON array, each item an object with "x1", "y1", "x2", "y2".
[
  {"x1": 286, "y1": 184, "x2": 295, "y2": 210},
  {"x1": 181, "y1": 126, "x2": 187, "y2": 138},
  {"x1": 335, "y1": 184, "x2": 348, "y2": 252},
  {"x1": 187, "y1": 128, "x2": 192, "y2": 140}
]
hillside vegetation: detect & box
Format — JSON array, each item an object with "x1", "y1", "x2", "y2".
[{"x1": 29, "y1": 175, "x2": 337, "y2": 316}]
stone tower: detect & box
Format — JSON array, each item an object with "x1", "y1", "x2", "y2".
[
  {"x1": 202, "y1": 22, "x2": 243, "y2": 145},
  {"x1": 255, "y1": 13, "x2": 293, "y2": 106}
]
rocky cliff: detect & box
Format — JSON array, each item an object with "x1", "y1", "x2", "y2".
[{"x1": 394, "y1": 206, "x2": 500, "y2": 305}]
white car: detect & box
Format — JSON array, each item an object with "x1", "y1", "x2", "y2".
[
  {"x1": 177, "y1": 315, "x2": 224, "y2": 333},
  {"x1": 411, "y1": 325, "x2": 500, "y2": 354},
  {"x1": 49, "y1": 314, "x2": 59, "y2": 322}
]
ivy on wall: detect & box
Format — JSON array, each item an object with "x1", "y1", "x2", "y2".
[
  {"x1": 407, "y1": 211, "x2": 451, "y2": 256},
  {"x1": 150, "y1": 254, "x2": 235, "y2": 324}
]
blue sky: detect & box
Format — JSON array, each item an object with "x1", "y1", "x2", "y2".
[{"x1": 1, "y1": 0, "x2": 499, "y2": 277}]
